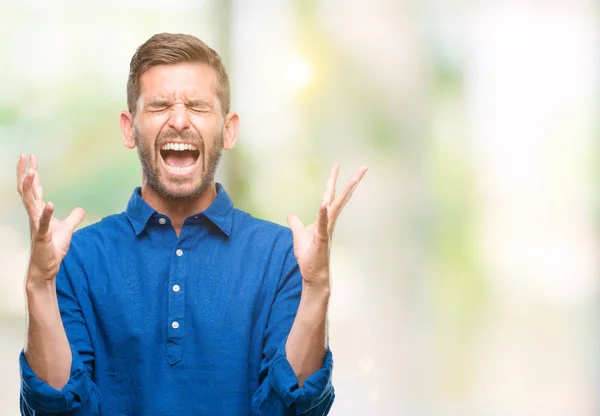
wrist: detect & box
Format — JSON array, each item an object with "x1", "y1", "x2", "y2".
[
  {"x1": 300, "y1": 284, "x2": 331, "y2": 307},
  {"x1": 302, "y1": 274, "x2": 331, "y2": 295},
  {"x1": 26, "y1": 272, "x2": 56, "y2": 294}
]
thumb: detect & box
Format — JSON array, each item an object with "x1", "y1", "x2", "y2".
[
  {"x1": 287, "y1": 214, "x2": 304, "y2": 236},
  {"x1": 64, "y1": 207, "x2": 86, "y2": 234}
]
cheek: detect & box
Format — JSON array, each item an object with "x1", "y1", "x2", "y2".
[
  {"x1": 140, "y1": 114, "x2": 168, "y2": 135},
  {"x1": 191, "y1": 121, "x2": 223, "y2": 154},
  {"x1": 137, "y1": 120, "x2": 165, "y2": 146},
  {"x1": 190, "y1": 113, "x2": 221, "y2": 134},
  {"x1": 134, "y1": 130, "x2": 155, "y2": 155}
]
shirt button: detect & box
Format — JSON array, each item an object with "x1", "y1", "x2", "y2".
[
  {"x1": 172, "y1": 284, "x2": 180, "y2": 292},
  {"x1": 176, "y1": 249, "x2": 183, "y2": 257},
  {"x1": 172, "y1": 321, "x2": 179, "y2": 329},
  {"x1": 158, "y1": 217, "x2": 166, "y2": 225}
]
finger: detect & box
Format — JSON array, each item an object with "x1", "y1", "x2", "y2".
[
  {"x1": 314, "y1": 202, "x2": 329, "y2": 245},
  {"x1": 16, "y1": 154, "x2": 27, "y2": 196},
  {"x1": 322, "y1": 163, "x2": 340, "y2": 206},
  {"x1": 332, "y1": 165, "x2": 368, "y2": 209},
  {"x1": 330, "y1": 165, "x2": 368, "y2": 223},
  {"x1": 30, "y1": 169, "x2": 44, "y2": 203},
  {"x1": 330, "y1": 163, "x2": 339, "y2": 204},
  {"x1": 22, "y1": 170, "x2": 43, "y2": 231},
  {"x1": 64, "y1": 207, "x2": 86, "y2": 234},
  {"x1": 287, "y1": 214, "x2": 305, "y2": 236},
  {"x1": 30, "y1": 154, "x2": 38, "y2": 171},
  {"x1": 22, "y1": 169, "x2": 39, "y2": 217},
  {"x1": 37, "y1": 202, "x2": 54, "y2": 237},
  {"x1": 29, "y1": 154, "x2": 44, "y2": 201}
]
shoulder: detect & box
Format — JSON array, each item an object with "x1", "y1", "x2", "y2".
[
  {"x1": 58, "y1": 212, "x2": 129, "y2": 291},
  {"x1": 72, "y1": 212, "x2": 129, "y2": 243},
  {"x1": 231, "y1": 208, "x2": 293, "y2": 247},
  {"x1": 66, "y1": 212, "x2": 131, "y2": 261},
  {"x1": 230, "y1": 209, "x2": 300, "y2": 287},
  {"x1": 229, "y1": 209, "x2": 297, "y2": 268}
]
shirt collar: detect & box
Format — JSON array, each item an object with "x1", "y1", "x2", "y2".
[
  {"x1": 125, "y1": 183, "x2": 234, "y2": 237},
  {"x1": 125, "y1": 188, "x2": 156, "y2": 236},
  {"x1": 202, "y1": 183, "x2": 234, "y2": 236}
]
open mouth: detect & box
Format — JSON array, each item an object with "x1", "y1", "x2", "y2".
[{"x1": 159, "y1": 142, "x2": 201, "y2": 174}]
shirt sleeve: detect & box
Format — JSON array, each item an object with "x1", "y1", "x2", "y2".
[
  {"x1": 19, "y1": 259, "x2": 100, "y2": 415},
  {"x1": 251, "y1": 234, "x2": 335, "y2": 415}
]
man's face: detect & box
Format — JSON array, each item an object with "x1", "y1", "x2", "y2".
[{"x1": 132, "y1": 62, "x2": 225, "y2": 200}]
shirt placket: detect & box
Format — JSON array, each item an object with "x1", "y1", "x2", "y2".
[{"x1": 166, "y1": 244, "x2": 187, "y2": 365}]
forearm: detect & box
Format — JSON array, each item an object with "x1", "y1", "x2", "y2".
[
  {"x1": 285, "y1": 286, "x2": 330, "y2": 388},
  {"x1": 24, "y1": 276, "x2": 72, "y2": 391}
]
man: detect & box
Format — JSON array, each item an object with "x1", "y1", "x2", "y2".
[{"x1": 17, "y1": 33, "x2": 367, "y2": 415}]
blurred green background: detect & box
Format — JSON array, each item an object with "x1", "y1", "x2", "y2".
[{"x1": 1, "y1": 1, "x2": 599, "y2": 415}]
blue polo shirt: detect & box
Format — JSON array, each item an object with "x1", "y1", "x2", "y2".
[{"x1": 19, "y1": 184, "x2": 334, "y2": 415}]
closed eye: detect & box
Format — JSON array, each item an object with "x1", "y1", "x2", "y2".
[
  {"x1": 188, "y1": 106, "x2": 211, "y2": 113},
  {"x1": 186, "y1": 100, "x2": 214, "y2": 113},
  {"x1": 146, "y1": 101, "x2": 171, "y2": 112}
]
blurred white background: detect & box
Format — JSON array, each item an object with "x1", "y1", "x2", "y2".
[{"x1": 1, "y1": 0, "x2": 599, "y2": 415}]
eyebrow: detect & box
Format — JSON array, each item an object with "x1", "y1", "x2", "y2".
[{"x1": 146, "y1": 99, "x2": 171, "y2": 107}]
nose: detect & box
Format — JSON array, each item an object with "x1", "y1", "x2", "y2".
[{"x1": 167, "y1": 104, "x2": 191, "y2": 132}]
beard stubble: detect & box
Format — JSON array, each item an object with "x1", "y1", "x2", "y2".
[{"x1": 134, "y1": 126, "x2": 223, "y2": 200}]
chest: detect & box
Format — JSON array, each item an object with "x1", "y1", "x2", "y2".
[{"x1": 86, "y1": 240, "x2": 275, "y2": 362}]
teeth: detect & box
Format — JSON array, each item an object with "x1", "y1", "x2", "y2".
[{"x1": 161, "y1": 143, "x2": 198, "y2": 151}]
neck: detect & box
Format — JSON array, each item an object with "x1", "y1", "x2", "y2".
[{"x1": 140, "y1": 183, "x2": 217, "y2": 236}]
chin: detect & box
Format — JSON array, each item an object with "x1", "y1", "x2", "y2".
[{"x1": 154, "y1": 177, "x2": 212, "y2": 201}]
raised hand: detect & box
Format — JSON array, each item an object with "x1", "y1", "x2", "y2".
[
  {"x1": 287, "y1": 163, "x2": 367, "y2": 290},
  {"x1": 17, "y1": 154, "x2": 85, "y2": 287}
]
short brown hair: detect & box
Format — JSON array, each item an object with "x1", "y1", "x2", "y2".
[{"x1": 127, "y1": 33, "x2": 230, "y2": 116}]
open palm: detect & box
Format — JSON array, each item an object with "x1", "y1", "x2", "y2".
[
  {"x1": 287, "y1": 163, "x2": 367, "y2": 289},
  {"x1": 17, "y1": 154, "x2": 85, "y2": 283}
]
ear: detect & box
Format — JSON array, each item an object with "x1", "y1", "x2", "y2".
[
  {"x1": 120, "y1": 111, "x2": 136, "y2": 149},
  {"x1": 222, "y1": 112, "x2": 239, "y2": 151}
]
